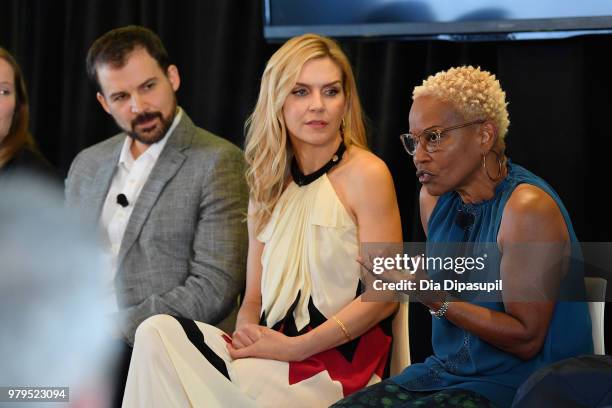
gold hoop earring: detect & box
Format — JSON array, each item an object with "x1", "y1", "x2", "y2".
[
  {"x1": 340, "y1": 118, "x2": 346, "y2": 139},
  {"x1": 482, "y1": 150, "x2": 503, "y2": 182}
]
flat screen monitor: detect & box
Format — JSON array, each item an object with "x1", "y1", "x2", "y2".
[{"x1": 263, "y1": 0, "x2": 612, "y2": 41}]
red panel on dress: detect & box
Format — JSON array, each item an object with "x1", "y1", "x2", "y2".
[{"x1": 288, "y1": 325, "x2": 391, "y2": 396}]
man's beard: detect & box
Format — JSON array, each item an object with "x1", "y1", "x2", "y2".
[{"x1": 126, "y1": 103, "x2": 177, "y2": 145}]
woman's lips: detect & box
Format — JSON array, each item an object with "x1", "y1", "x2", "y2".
[
  {"x1": 305, "y1": 120, "x2": 328, "y2": 129},
  {"x1": 416, "y1": 170, "x2": 433, "y2": 183}
]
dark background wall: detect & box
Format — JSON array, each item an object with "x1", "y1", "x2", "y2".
[{"x1": 2, "y1": 0, "x2": 610, "y2": 360}]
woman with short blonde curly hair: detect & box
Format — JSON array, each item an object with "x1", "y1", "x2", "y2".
[{"x1": 334, "y1": 66, "x2": 591, "y2": 408}]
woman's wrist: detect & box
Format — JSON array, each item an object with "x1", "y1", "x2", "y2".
[
  {"x1": 235, "y1": 301, "x2": 261, "y2": 330},
  {"x1": 423, "y1": 291, "x2": 450, "y2": 317},
  {"x1": 235, "y1": 316, "x2": 260, "y2": 331},
  {"x1": 293, "y1": 331, "x2": 315, "y2": 361}
]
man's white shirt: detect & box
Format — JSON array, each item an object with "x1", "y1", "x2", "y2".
[{"x1": 100, "y1": 108, "x2": 183, "y2": 313}]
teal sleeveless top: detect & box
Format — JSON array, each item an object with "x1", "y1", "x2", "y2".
[{"x1": 393, "y1": 161, "x2": 593, "y2": 408}]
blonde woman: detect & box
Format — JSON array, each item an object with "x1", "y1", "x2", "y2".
[{"x1": 122, "y1": 34, "x2": 404, "y2": 407}]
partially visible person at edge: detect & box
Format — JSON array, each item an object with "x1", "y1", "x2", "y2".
[
  {"x1": 0, "y1": 47, "x2": 56, "y2": 181},
  {"x1": 333, "y1": 66, "x2": 592, "y2": 408},
  {"x1": 122, "y1": 33, "x2": 408, "y2": 407}
]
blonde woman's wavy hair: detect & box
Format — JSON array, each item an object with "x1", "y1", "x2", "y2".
[{"x1": 245, "y1": 33, "x2": 367, "y2": 234}]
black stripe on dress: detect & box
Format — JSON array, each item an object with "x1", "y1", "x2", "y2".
[{"x1": 171, "y1": 315, "x2": 230, "y2": 380}]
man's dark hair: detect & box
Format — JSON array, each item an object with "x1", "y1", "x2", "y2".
[{"x1": 86, "y1": 25, "x2": 171, "y2": 91}]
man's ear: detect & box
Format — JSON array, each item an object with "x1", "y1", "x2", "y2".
[
  {"x1": 96, "y1": 92, "x2": 111, "y2": 114},
  {"x1": 167, "y1": 65, "x2": 180, "y2": 92}
]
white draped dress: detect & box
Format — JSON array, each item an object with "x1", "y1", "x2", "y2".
[{"x1": 122, "y1": 175, "x2": 409, "y2": 407}]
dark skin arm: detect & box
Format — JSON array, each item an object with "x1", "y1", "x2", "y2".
[{"x1": 421, "y1": 184, "x2": 567, "y2": 360}]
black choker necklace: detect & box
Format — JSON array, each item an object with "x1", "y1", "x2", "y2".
[{"x1": 291, "y1": 141, "x2": 346, "y2": 187}]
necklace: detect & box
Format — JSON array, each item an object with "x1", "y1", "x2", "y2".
[{"x1": 291, "y1": 141, "x2": 346, "y2": 187}]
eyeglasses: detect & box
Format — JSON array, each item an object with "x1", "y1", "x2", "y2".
[{"x1": 399, "y1": 120, "x2": 485, "y2": 155}]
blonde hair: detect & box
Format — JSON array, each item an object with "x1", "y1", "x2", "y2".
[
  {"x1": 245, "y1": 33, "x2": 367, "y2": 233},
  {"x1": 413, "y1": 66, "x2": 510, "y2": 148}
]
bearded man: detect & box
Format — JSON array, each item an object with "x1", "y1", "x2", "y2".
[{"x1": 65, "y1": 25, "x2": 247, "y2": 405}]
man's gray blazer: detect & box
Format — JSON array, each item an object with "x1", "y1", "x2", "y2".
[{"x1": 65, "y1": 112, "x2": 248, "y2": 344}]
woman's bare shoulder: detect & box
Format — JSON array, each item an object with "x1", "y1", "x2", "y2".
[{"x1": 341, "y1": 146, "x2": 391, "y2": 181}]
